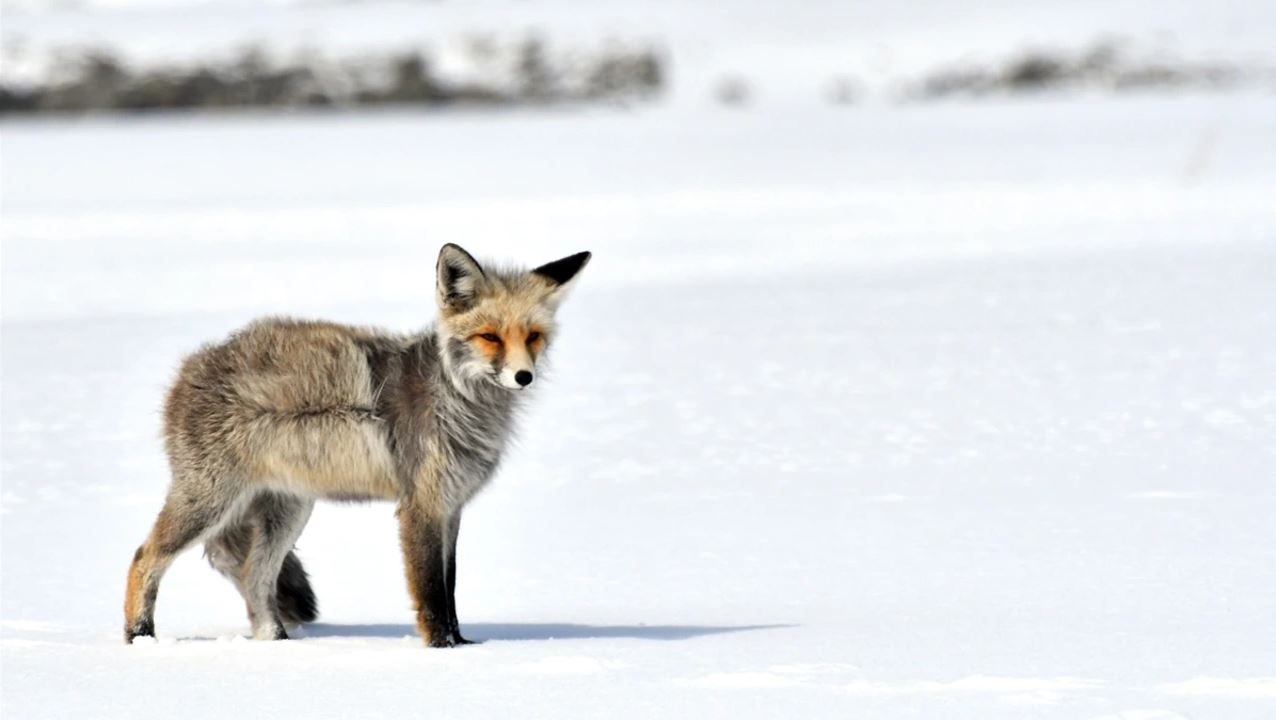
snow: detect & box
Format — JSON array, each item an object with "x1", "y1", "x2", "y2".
[{"x1": 2, "y1": 3, "x2": 1276, "y2": 719}]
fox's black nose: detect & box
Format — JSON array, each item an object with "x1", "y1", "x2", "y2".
[{"x1": 515, "y1": 370, "x2": 534, "y2": 387}]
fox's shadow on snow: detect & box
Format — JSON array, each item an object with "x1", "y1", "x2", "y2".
[{"x1": 300, "y1": 622, "x2": 793, "y2": 642}]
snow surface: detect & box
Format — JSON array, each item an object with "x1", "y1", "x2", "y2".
[
  {"x1": 3, "y1": 2, "x2": 1276, "y2": 718},
  {"x1": 3, "y1": 90, "x2": 1274, "y2": 719}
]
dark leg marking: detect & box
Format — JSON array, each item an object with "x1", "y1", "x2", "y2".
[
  {"x1": 445, "y1": 513, "x2": 475, "y2": 645},
  {"x1": 399, "y1": 502, "x2": 456, "y2": 648}
]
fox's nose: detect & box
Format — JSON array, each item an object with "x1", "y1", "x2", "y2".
[{"x1": 515, "y1": 370, "x2": 534, "y2": 387}]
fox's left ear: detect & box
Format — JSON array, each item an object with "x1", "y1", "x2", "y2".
[
  {"x1": 437, "y1": 243, "x2": 488, "y2": 314},
  {"x1": 533, "y1": 251, "x2": 592, "y2": 306}
]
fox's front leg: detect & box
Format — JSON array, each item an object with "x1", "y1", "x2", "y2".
[
  {"x1": 445, "y1": 512, "x2": 476, "y2": 645},
  {"x1": 398, "y1": 498, "x2": 455, "y2": 647}
]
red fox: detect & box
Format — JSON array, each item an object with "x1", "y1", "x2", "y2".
[{"x1": 124, "y1": 244, "x2": 591, "y2": 647}]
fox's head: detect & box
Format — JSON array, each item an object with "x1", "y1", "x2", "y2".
[{"x1": 435, "y1": 243, "x2": 591, "y2": 391}]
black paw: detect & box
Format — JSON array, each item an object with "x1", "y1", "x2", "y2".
[
  {"x1": 124, "y1": 619, "x2": 155, "y2": 643},
  {"x1": 426, "y1": 630, "x2": 479, "y2": 648}
]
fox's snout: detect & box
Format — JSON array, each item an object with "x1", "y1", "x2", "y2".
[{"x1": 496, "y1": 363, "x2": 535, "y2": 390}]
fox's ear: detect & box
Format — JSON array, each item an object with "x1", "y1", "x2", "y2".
[
  {"x1": 437, "y1": 243, "x2": 487, "y2": 313},
  {"x1": 533, "y1": 251, "x2": 591, "y2": 306}
]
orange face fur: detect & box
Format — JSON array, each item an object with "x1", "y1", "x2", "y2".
[
  {"x1": 447, "y1": 302, "x2": 554, "y2": 389},
  {"x1": 437, "y1": 263, "x2": 574, "y2": 390},
  {"x1": 435, "y1": 244, "x2": 590, "y2": 391},
  {"x1": 470, "y1": 324, "x2": 547, "y2": 363}
]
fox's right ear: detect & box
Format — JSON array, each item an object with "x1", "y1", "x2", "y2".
[
  {"x1": 437, "y1": 243, "x2": 487, "y2": 314},
  {"x1": 532, "y1": 251, "x2": 592, "y2": 308}
]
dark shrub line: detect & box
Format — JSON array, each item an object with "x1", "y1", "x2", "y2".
[
  {"x1": 0, "y1": 38, "x2": 664, "y2": 115},
  {"x1": 904, "y1": 42, "x2": 1270, "y2": 100}
]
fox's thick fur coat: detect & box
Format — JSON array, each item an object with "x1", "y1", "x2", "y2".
[{"x1": 124, "y1": 244, "x2": 591, "y2": 646}]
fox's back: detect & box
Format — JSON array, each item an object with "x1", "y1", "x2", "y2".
[{"x1": 168, "y1": 317, "x2": 393, "y2": 414}]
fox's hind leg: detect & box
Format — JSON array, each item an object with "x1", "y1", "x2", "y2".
[
  {"x1": 239, "y1": 492, "x2": 314, "y2": 640},
  {"x1": 205, "y1": 521, "x2": 252, "y2": 598},
  {"x1": 206, "y1": 514, "x2": 318, "y2": 627},
  {"x1": 124, "y1": 473, "x2": 249, "y2": 643}
]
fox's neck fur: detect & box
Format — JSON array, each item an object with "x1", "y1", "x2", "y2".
[{"x1": 364, "y1": 329, "x2": 523, "y2": 513}]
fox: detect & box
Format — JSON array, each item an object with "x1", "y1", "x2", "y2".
[{"x1": 123, "y1": 244, "x2": 590, "y2": 647}]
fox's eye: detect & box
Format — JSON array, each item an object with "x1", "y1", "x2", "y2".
[
  {"x1": 479, "y1": 333, "x2": 501, "y2": 343},
  {"x1": 527, "y1": 331, "x2": 541, "y2": 343}
]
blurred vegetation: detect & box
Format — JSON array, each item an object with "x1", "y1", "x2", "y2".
[
  {"x1": 3, "y1": 35, "x2": 1270, "y2": 114},
  {"x1": 906, "y1": 42, "x2": 1261, "y2": 100},
  {"x1": 0, "y1": 37, "x2": 664, "y2": 115}
]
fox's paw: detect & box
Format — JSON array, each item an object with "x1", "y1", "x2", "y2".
[
  {"x1": 124, "y1": 619, "x2": 155, "y2": 644},
  {"x1": 252, "y1": 622, "x2": 289, "y2": 641},
  {"x1": 426, "y1": 631, "x2": 479, "y2": 648}
]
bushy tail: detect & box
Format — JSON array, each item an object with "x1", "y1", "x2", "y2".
[{"x1": 276, "y1": 551, "x2": 318, "y2": 625}]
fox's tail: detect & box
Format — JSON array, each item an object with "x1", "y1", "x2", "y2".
[{"x1": 276, "y1": 551, "x2": 319, "y2": 625}]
